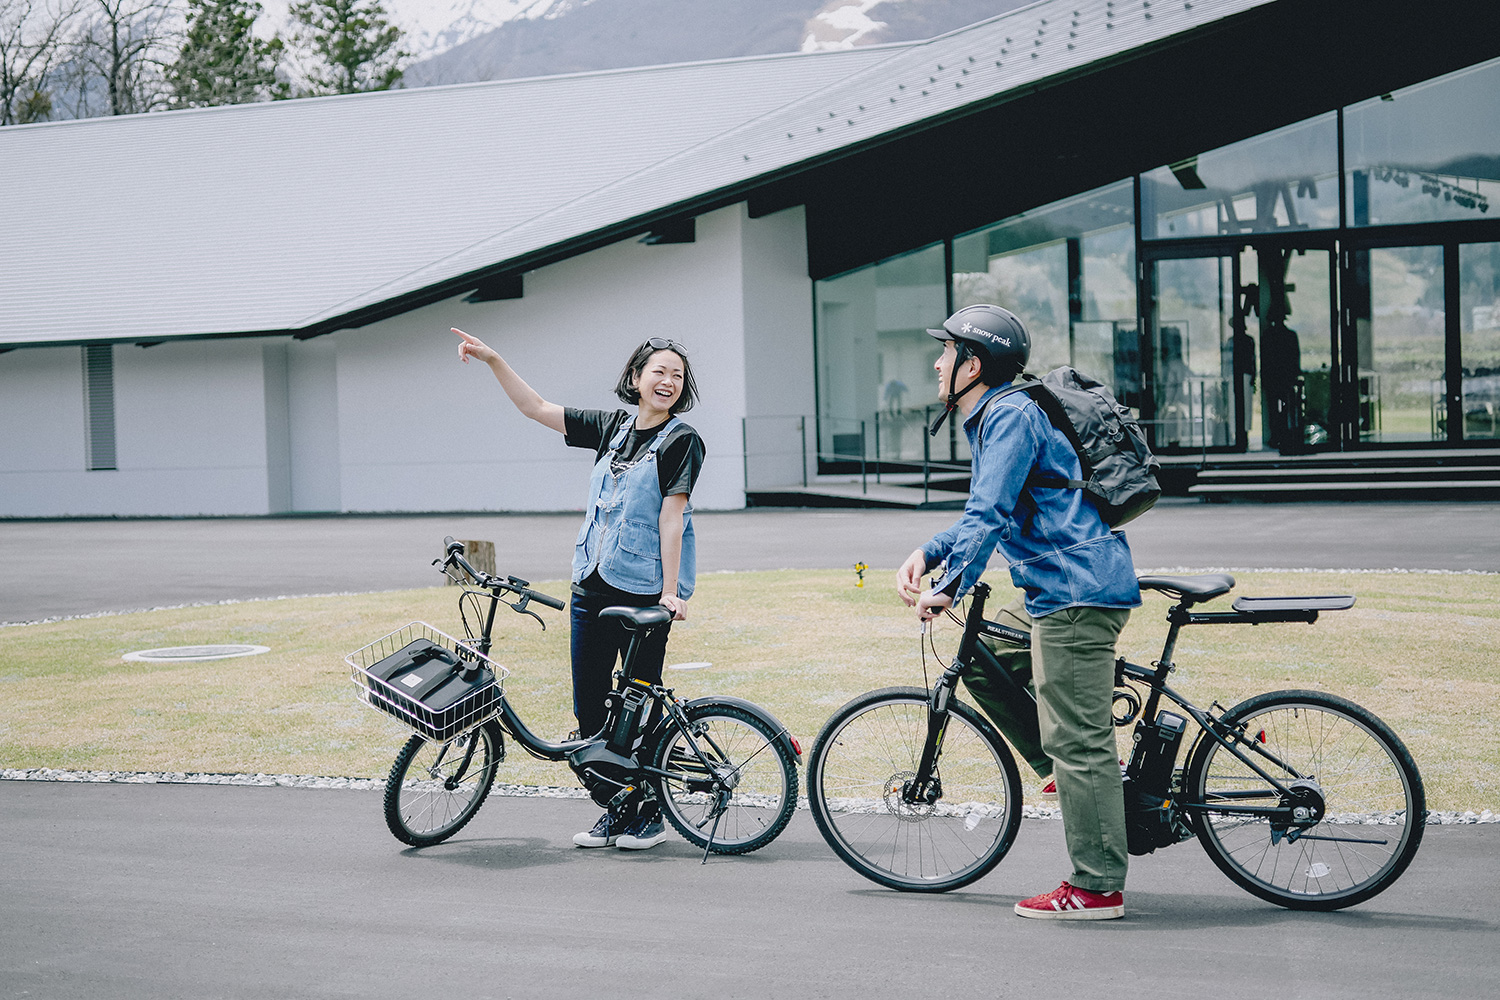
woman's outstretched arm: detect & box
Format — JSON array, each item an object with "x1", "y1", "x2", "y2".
[{"x1": 453, "y1": 328, "x2": 566, "y2": 433}]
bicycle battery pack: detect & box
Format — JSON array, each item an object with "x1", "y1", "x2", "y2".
[
  {"x1": 1123, "y1": 710, "x2": 1192, "y2": 856},
  {"x1": 363, "y1": 638, "x2": 499, "y2": 743}
]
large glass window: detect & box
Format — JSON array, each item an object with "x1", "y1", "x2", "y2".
[
  {"x1": 1460, "y1": 242, "x2": 1500, "y2": 440},
  {"x1": 814, "y1": 244, "x2": 947, "y2": 464},
  {"x1": 1346, "y1": 58, "x2": 1500, "y2": 228},
  {"x1": 951, "y1": 180, "x2": 1138, "y2": 403},
  {"x1": 1141, "y1": 114, "x2": 1341, "y2": 239}
]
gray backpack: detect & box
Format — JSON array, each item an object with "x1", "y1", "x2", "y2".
[{"x1": 985, "y1": 367, "x2": 1161, "y2": 527}]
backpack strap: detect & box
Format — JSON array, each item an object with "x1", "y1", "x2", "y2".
[{"x1": 972, "y1": 377, "x2": 1091, "y2": 491}]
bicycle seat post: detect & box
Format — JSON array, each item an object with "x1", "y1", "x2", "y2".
[{"x1": 598, "y1": 605, "x2": 674, "y2": 755}]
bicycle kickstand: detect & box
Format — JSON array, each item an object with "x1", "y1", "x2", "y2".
[{"x1": 701, "y1": 790, "x2": 729, "y2": 865}]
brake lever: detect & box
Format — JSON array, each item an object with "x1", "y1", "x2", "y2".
[{"x1": 505, "y1": 593, "x2": 546, "y2": 630}]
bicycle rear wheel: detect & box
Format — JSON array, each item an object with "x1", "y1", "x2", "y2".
[
  {"x1": 383, "y1": 720, "x2": 503, "y2": 847},
  {"x1": 1185, "y1": 690, "x2": 1424, "y2": 910},
  {"x1": 651, "y1": 704, "x2": 798, "y2": 855},
  {"x1": 807, "y1": 687, "x2": 1023, "y2": 892}
]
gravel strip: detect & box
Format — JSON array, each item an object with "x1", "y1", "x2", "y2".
[{"x1": 3, "y1": 768, "x2": 1493, "y2": 824}]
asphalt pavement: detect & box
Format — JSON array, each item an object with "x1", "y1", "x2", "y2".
[
  {"x1": 3, "y1": 500, "x2": 1498, "y2": 623},
  {"x1": 2, "y1": 781, "x2": 1494, "y2": 1000},
  {"x1": 4, "y1": 502, "x2": 1497, "y2": 997}
]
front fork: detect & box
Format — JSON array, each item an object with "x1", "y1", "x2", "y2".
[
  {"x1": 430, "y1": 729, "x2": 483, "y2": 789},
  {"x1": 906, "y1": 664, "x2": 965, "y2": 804}
]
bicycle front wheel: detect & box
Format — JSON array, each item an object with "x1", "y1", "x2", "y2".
[
  {"x1": 383, "y1": 720, "x2": 503, "y2": 847},
  {"x1": 807, "y1": 687, "x2": 1023, "y2": 892},
  {"x1": 651, "y1": 704, "x2": 798, "y2": 855},
  {"x1": 1185, "y1": 690, "x2": 1424, "y2": 910}
]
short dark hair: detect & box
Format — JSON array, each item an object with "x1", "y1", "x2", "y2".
[
  {"x1": 955, "y1": 341, "x2": 1023, "y2": 386},
  {"x1": 614, "y1": 339, "x2": 698, "y2": 414}
]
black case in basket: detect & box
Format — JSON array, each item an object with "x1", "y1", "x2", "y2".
[{"x1": 362, "y1": 638, "x2": 499, "y2": 743}]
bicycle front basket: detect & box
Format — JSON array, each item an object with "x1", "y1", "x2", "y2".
[{"x1": 346, "y1": 622, "x2": 509, "y2": 743}]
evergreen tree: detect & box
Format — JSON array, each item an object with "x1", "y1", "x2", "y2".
[
  {"x1": 169, "y1": 0, "x2": 284, "y2": 108},
  {"x1": 289, "y1": 0, "x2": 403, "y2": 96}
]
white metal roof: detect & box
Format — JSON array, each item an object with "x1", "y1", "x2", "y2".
[
  {"x1": 0, "y1": 45, "x2": 909, "y2": 347},
  {"x1": 0, "y1": 0, "x2": 1272, "y2": 348}
]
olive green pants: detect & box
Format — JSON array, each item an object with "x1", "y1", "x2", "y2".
[{"x1": 962, "y1": 597, "x2": 1131, "y2": 893}]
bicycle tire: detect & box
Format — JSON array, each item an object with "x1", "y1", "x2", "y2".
[
  {"x1": 383, "y1": 720, "x2": 503, "y2": 847},
  {"x1": 650, "y1": 704, "x2": 798, "y2": 855},
  {"x1": 807, "y1": 686, "x2": 1023, "y2": 892},
  {"x1": 1184, "y1": 689, "x2": 1425, "y2": 910}
]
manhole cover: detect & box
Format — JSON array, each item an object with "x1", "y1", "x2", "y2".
[{"x1": 123, "y1": 645, "x2": 270, "y2": 663}]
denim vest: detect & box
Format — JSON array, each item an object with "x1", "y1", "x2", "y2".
[{"x1": 571, "y1": 416, "x2": 697, "y2": 600}]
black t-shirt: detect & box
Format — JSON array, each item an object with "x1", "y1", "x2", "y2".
[{"x1": 564, "y1": 408, "x2": 704, "y2": 498}]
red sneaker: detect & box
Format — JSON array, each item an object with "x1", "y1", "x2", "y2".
[{"x1": 1014, "y1": 881, "x2": 1124, "y2": 920}]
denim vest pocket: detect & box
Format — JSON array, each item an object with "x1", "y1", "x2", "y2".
[{"x1": 602, "y1": 518, "x2": 664, "y2": 593}]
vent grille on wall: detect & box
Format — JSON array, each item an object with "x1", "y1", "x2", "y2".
[{"x1": 82, "y1": 344, "x2": 116, "y2": 471}]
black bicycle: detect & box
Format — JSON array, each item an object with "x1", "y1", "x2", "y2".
[
  {"x1": 806, "y1": 574, "x2": 1425, "y2": 910},
  {"x1": 349, "y1": 538, "x2": 800, "y2": 856}
]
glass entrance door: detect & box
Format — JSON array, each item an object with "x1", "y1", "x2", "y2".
[
  {"x1": 1148, "y1": 255, "x2": 1237, "y2": 450},
  {"x1": 1257, "y1": 247, "x2": 1337, "y2": 452},
  {"x1": 1147, "y1": 244, "x2": 1336, "y2": 454},
  {"x1": 1343, "y1": 245, "x2": 1448, "y2": 444}
]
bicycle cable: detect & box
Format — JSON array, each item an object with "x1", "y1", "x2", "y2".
[
  {"x1": 919, "y1": 596, "x2": 969, "y2": 688},
  {"x1": 457, "y1": 588, "x2": 483, "y2": 641}
]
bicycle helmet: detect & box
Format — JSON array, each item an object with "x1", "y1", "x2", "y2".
[{"x1": 927, "y1": 304, "x2": 1032, "y2": 435}]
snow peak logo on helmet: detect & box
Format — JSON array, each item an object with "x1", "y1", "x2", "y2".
[{"x1": 960, "y1": 321, "x2": 1011, "y2": 348}]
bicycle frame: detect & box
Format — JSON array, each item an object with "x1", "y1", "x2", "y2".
[
  {"x1": 905, "y1": 581, "x2": 1337, "y2": 832},
  {"x1": 450, "y1": 577, "x2": 796, "y2": 822}
]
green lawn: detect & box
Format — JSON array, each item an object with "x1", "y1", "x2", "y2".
[{"x1": 2, "y1": 569, "x2": 1496, "y2": 810}]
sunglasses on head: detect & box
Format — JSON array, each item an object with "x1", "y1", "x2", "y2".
[{"x1": 646, "y1": 337, "x2": 686, "y2": 355}]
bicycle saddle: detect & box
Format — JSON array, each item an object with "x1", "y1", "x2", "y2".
[
  {"x1": 599, "y1": 605, "x2": 674, "y2": 629},
  {"x1": 1136, "y1": 573, "x2": 1236, "y2": 604}
]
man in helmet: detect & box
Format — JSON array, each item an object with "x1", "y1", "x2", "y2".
[{"x1": 896, "y1": 303, "x2": 1141, "y2": 920}]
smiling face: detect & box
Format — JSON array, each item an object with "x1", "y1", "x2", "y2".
[
  {"x1": 934, "y1": 340, "x2": 980, "y2": 402},
  {"x1": 632, "y1": 349, "x2": 686, "y2": 421}
]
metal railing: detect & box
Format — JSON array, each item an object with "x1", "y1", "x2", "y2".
[{"x1": 744, "y1": 409, "x2": 977, "y2": 501}]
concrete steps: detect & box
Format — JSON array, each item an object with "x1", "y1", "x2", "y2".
[{"x1": 1183, "y1": 448, "x2": 1500, "y2": 501}]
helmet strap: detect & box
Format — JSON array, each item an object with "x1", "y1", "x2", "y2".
[{"x1": 928, "y1": 367, "x2": 985, "y2": 437}]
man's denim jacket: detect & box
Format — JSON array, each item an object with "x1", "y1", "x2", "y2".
[{"x1": 920, "y1": 383, "x2": 1141, "y2": 618}]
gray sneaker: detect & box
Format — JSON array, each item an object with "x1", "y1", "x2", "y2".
[
  {"x1": 573, "y1": 811, "x2": 625, "y2": 848},
  {"x1": 616, "y1": 816, "x2": 668, "y2": 850}
]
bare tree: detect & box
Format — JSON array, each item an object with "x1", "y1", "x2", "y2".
[
  {"x1": 0, "y1": 0, "x2": 79, "y2": 125},
  {"x1": 54, "y1": 0, "x2": 178, "y2": 118}
]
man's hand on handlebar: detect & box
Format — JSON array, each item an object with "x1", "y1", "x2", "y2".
[
  {"x1": 896, "y1": 548, "x2": 928, "y2": 607},
  {"x1": 915, "y1": 589, "x2": 953, "y2": 623}
]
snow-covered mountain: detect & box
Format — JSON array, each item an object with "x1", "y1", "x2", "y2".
[
  {"x1": 259, "y1": 1, "x2": 1031, "y2": 88},
  {"x1": 259, "y1": 1, "x2": 593, "y2": 58}
]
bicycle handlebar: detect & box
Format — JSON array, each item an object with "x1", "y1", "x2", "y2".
[{"x1": 440, "y1": 536, "x2": 567, "y2": 610}]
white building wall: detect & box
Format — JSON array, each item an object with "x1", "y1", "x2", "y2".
[
  {"x1": 0, "y1": 346, "x2": 90, "y2": 515},
  {"x1": 335, "y1": 202, "x2": 777, "y2": 513},
  {"x1": 0, "y1": 340, "x2": 271, "y2": 516},
  {"x1": 741, "y1": 205, "x2": 815, "y2": 489},
  {"x1": 0, "y1": 201, "x2": 816, "y2": 517}
]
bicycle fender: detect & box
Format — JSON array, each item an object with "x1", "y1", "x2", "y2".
[{"x1": 680, "y1": 695, "x2": 802, "y2": 761}]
